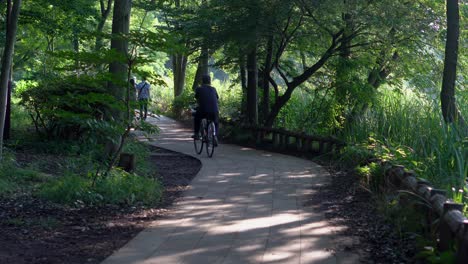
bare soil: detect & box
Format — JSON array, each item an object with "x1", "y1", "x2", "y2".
[{"x1": 0, "y1": 146, "x2": 201, "y2": 264}]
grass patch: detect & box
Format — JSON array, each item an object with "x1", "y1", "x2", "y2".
[
  {"x1": 0, "y1": 152, "x2": 49, "y2": 196},
  {"x1": 38, "y1": 170, "x2": 162, "y2": 206}
]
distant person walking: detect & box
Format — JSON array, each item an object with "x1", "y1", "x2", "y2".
[{"x1": 136, "y1": 77, "x2": 151, "y2": 120}]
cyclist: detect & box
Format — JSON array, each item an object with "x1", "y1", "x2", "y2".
[{"x1": 192, "y1": 74, "x2": 219, "y2": 146}]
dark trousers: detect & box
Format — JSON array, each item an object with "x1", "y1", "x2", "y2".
[
  {"x1": 194, "y1": 111, "x2": 219, "y2": 135},
  {"x1": 139, "y1": 99, "x2": 148, "y2": 119}
]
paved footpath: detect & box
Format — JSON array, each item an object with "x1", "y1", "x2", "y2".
[{"x1": 102, "y1": 116, "x2": 359, "y2": 264}]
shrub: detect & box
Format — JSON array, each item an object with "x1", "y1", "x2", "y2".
[{"x1": 18, "y1": 75, "x2": 122, "y2": 139}]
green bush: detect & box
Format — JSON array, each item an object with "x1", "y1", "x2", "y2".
[{"x1": 18, "y1": 75, "x2": 122, "y2": 139}]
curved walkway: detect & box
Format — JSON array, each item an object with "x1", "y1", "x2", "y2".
[{"x1": 103, "y1": 116, "x2": 358, "y2": 264}]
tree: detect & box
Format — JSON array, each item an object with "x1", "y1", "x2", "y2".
[
  {"x1": 171, "y1": 0, "x2": 188, "y2": 99},
  {"x1": 96, "y1": 0, "x2": 114, "y2": 51},
  {"x1": 0, "y1": 0, "x2": 21, "y2": 160},
  {"x1": 441, "y1": 0, "x2": 465, "y2": 127},
  {"x1": 108, "y1": 0, "x2": 132, "y2": 120}
]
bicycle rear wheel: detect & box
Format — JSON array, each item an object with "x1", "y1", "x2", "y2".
[{"x1": 206, "y1": 121, "x2": 215, "y2": 157}]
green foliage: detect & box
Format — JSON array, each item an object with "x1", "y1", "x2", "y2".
[
  {"x1": 342, "y1": 88, "x2": 467, "y2": 192},
  {"x1": 355, "y1": 162, "x2": 385, "y2": 192},
  {"x1": 18, "y1": 74, "x2": 122, "y2": 139},
  {"x1": 172, "y1": 88, "x2": 196, "y2": 118},
  {"x1": 337, "y1": 144, "x2": 374, "y2": 169},
  {"x1": 38, "y1": 170, "x2": 162, "y2": 206}
]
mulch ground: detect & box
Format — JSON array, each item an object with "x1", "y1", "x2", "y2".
[
  {"x1": 303, "y1": 161, "x2": 416, "y2": 263},
  {"x1": 0, "y1": 146, "x2": 201, "y2": 264}
]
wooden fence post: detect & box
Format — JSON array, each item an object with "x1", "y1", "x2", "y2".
[
  {"x1": 456, "y1": 220, "x2": 468, "y2": 264},
  {"x1": 295, "y1": 136, "x2": 302, "y2": 151},
  {"x1": 273, "y1": 132, "x2": 280, "y2": 148},
  {"x1": 319, "y1": 141, "x2": 324, "y2": 154},
  {"x1": 282, "y1": 134, "x2": 289, "y2": 149},
  {"x1": 302, "y1": 138, "x2": 311, "y2": 152},
  {"x1": 256, "y1": 128, "x2": 263, "y2": 145},
  {"x1": 439, "y1": 202, "x2": 464, "y2": 251}
]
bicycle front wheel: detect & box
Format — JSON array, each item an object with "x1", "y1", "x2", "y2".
[{"x1": 206, "y1": 122, "x2": 215, "y2": 157}]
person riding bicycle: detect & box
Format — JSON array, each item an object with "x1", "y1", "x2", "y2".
[{"x1": 192, "y1": 74, "x2": 219, "y2": 146}]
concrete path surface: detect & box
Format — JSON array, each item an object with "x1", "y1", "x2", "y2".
[{"x1": 102, "y1": 116, "x2": 358, "y2": 264}]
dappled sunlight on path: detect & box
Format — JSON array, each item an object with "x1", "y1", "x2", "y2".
[{"x1": 102, "y1": 116, "x2": 359, "y2": 264}]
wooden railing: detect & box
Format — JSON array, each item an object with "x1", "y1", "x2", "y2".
[
  {"x1": 386, "y1": 165, "x2": 468, "y2": 263},
  {"x1": 242, "y1": 125, "x2": 345, "y2": 154}
]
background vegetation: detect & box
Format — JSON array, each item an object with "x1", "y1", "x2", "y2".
[{"x1": 0, "y1": 0, "x2": 466, "y2": 261}]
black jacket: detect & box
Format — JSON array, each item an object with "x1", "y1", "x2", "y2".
[{"x1": 195, "y1": 85, "x2": 219, "y2": 113}]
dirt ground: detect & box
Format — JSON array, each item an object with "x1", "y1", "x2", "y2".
[{"x1": 0, "y1": 146, "x2": 201, "y2": 264}]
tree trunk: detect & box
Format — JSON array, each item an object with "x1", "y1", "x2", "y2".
[
  {"x1": 73, "y1": 28, "x2": 80, "y2": 75},
  {"x1": 173, "y1": 54, "x2": 187, "y2": 97},
  {"x1": 191, "y1": 46, "x2": 209, "y2": 90},
  {"x1": 96, "y1": 0, "x2": 113, "y2": 51},
  {"x1": 3, "y1": 77, "x2": 11, "y2": 140},
  {"x1": 261, "y1": 36, "x2": 273, "y2": 124},
  {"x1": 172, "y1": 0, "x2": 187, "y2": 100},
  {"x1": 108, "y1": 0, "x2": 132, "y2": 120},
  {"x1": 239, "y1": 54, "x2": 248, "y2": 118},
  {"x1": 94, "y1": 0, "x2": 113, "y2": 51},
  {"x1": 0, "y1": 0, "x2": 21, "y2": 160},
  {"x1": 441, "y1": 0, "x2": 464, "y2": 126},
  {"x1": 247, "y1": 46, "x2": 258, "y2": 126},
  {"x1": 335, "y1": 9, "x2": 352, "y2": 104}
]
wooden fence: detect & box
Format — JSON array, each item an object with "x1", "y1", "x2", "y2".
[
  {"x1": 386, "y1": 165, "x2": 468, "y2": 263},
  {"x1": 242, "y1": 125, "x2": 345, "y2": 155}
]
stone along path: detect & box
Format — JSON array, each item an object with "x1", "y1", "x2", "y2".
[{"x1": 103, "y1": 116, "x2": 358, "y2": 264}]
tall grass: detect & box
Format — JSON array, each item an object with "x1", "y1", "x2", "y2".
[{"x1": 342, "y1": 88, "x2": 467, "y2": 192}]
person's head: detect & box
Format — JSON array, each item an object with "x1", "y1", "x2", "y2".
[
  {"x1": 142, "y1": 76, "x2": 147, "y2": 81},
  {"x1": 202, "y1": 74, "x2": 211, "y2": 85}
]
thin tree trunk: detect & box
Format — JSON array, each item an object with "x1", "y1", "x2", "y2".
[
  {"x1": 73, "y1": 28, "x2": 80, "y2": 76},
  {"x1": 335, "y1": 8, "x2": 352, "y2": 104},
  {"x1": 96, "y1": 0, "x2": 113, "y2": 51},
  {"x1": 261, "y1": 36, "x2": 273, "y2": 124},
  {"x1": 239, "y1": 54, "x2": 248, "y2": 118},
  {"x1": 3, "y1": 73, "x2": 11, "y2": 140},
  {"x1": 247, "y1": 46, "x2": 258, "y2": 125},
  {"x1": 0, "y1": 0, "x2": 21, "y2": 160},
  {"x1": 441, "y1": 0, "x2": 464, "y2": 127}
]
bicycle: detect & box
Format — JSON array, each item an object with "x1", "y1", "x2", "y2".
[{"x1": 191, "y1": 106, "x2": 216, "y2": 158}]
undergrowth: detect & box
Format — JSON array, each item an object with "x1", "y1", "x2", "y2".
[{"x1": 1, "y1": 121, "x2": 162, "y2": 207}]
